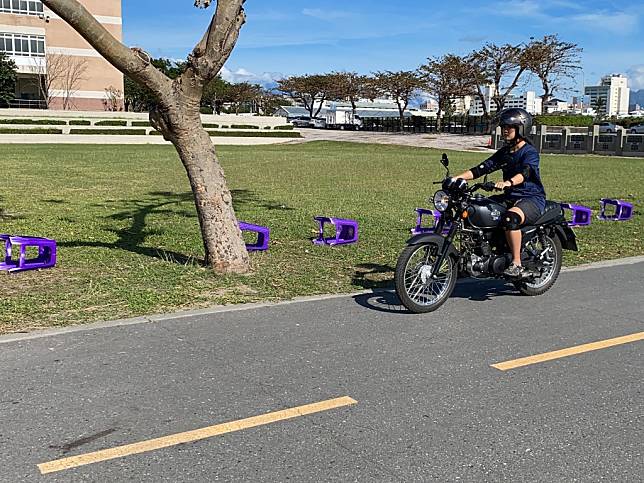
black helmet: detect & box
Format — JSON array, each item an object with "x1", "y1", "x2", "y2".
[{"x1": 497, "y1": 108, "x2": 533, "y2": 140}]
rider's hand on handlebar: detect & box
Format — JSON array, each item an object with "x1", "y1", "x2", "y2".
[{"x1": 494, "y1": 180, "x2": 511, "y2": 191}]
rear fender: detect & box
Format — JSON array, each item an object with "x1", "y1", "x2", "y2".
[{"x1": 553, "y1": 225, "x2": 578, "y2": 251}]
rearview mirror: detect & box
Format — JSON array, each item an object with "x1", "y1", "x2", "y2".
[{"x1": 441, "y1": 153, "x2": 449, "y2": 168}]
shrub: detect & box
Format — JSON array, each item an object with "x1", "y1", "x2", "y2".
[
  {"x1": 273, "y1": 125, "x2": 295, "y2": 130},
  {"x1": 0, "y1": 128, "x2": 63, "y2": 134},
  {"x1": 131, "y1": 121, "x2": 152, "y2": 127},
  {"x1": 0, "y1": 118, "x2": 67, "y2": 125},
  {"x1": 200, "y1": 106, "x2": 213, "y2": 114},
  {"x1": 94, "y1": 120, "x2": 128, "y2": 127},
  {"x1": 230, "y1": 124, "x2": 260, "y2": 129},
  {"x1": 69, "y1": 120, "x2": 91, "y2": 126},
  {"x1": 613, "y1": 117, "x2": 644, "y2": 129},
  {"x1": 534, "y1": 115, "x2": 594, "y2": 127},
  {"x1": 264, "y1": 126, "x2": 272, "y2": 130},
  {"x1": 206, "y1": 130, "x2": 301, "y2": 138},
  {"x1": 70, "y1": 129, "x2": 147, "y2": 135},
  {"x1": 202, "y1": 123, "x2": 219, "y2": 128}
]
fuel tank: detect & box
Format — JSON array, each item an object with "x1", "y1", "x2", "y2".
[{"x1": 466, "y1": 196, "x2": 506, "y2": 229}]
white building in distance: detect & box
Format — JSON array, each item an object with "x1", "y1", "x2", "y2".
[
  {"x1": 468, "y1": 85, "x2": 542, "y2": 116},
  {"x1": 584, "y1": 74, "x2": 630, "y2": 116}
]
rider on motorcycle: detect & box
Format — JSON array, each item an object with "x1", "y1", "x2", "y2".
[{"x1": 452, "y1": 108, "x2": 546, "y2": 278}]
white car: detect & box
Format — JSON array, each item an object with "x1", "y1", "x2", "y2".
[{"x1": 628, "y1": 124, "x2": 644, "y2": 134}]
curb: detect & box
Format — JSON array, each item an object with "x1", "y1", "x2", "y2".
[{"x1": 1, "y1": 255, "x2": 643, "y2": 344}]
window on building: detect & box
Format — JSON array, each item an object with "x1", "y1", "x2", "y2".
[
  {"x1": 0, "y1": 32, "x2": 45, "y2": 57},
  {"x1": 0, "y1": 0, "x2": 43, "y2": 15}
]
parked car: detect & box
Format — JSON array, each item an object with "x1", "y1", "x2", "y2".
[
  {"x1": 291, "y1": 116, "x2": 313, "y2": 128},
  {"x1": 628, "y1": 124, "x2": 644, "y2": 134},
  {"x1": 596, "y1": 122, "x2": 619, "y2": 133}
]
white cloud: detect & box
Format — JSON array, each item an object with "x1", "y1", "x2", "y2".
[
  {"x1": 570, "y1": 12, "x2": 638, "y2": 35},
  {"x1": 489, "y1": 3, "x2": 638, "y2": 36},
  {"x1": 627, "y1": 65, "x2": 644, "y2": 90},
  {"x1": 301, "y1": 8, "x2": 352, "y2": 21},
  {"x1": 219, "y1": 66, "x2": 283, "y2": 87}
]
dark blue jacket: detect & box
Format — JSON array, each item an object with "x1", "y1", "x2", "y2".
[{"x1": 476, "y1": 143, "x2": 546, "y2": 211}]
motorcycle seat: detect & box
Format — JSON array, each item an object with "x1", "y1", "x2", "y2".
[{"x1": 532, "y1": 200, "x2": 564, "y2": 225}]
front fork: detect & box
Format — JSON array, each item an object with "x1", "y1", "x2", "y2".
[{"x1": 430, "y1": 222, "x2": 460, "y2": 278}]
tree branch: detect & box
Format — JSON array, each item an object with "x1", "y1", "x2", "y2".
[
  {"x1": 190, "y1": 0, "x2": 246, "y2": 81},
  {"x1": 41, "y1": 0, "x2": 171, "y2": 97}
]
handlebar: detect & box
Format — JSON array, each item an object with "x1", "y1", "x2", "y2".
[{"x1": 468, "y1": 181, "x2": 497, "y2": 193}]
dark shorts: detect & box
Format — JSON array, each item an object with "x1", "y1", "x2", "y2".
[{"x1": 490, "y1": 196, "x2": 543, "y2": 225}]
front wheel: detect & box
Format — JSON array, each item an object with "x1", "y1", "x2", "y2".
[
  {"x1": 514, "y1": 234, "x2": 562, "y2": 296},
  {"x1": 395, "y1": 243, "x2": 458, "y2": 313}
]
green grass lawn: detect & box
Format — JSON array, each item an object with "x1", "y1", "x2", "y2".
[{"x1": 0, "y1": 142, "x2": 641, "y2": 333}]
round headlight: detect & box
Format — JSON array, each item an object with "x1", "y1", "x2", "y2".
[{"x1": 433, "y1": 190, "x2": 450, "y2": 212}]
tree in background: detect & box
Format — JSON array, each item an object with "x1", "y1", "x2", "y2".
[
  {"x1": 276, "y1": 74, "x2": 339, "y2": 119},
  {"x1": 371, "y1": 70, "x2": 424, "y2": 130},
  {"x1": 468, "y1": 43, "x2": 529, "y2": 115},
  {"x1": 59, "y1": 56, "x2": 88, "y2": 110},
  {"x1": 522, "y1": 35, "x2": 582, "y2": 115},
  {"x1": 255, "y1": 88, "x2": 285, "y2": 115},
  {"x1": 42, "y1": 0, "x2": 251, "y2": 274},
  {"x1": 102, "y1": 85, "x2": 123, "y2": 111},
  {"x1": 124, "y1": 58, "x2": 185, "y2": 112},
  {"x1": 419, "y1": 55, "x2": 478, "y2": 130},
  {"x1": 592, "y1": 97, "x2": 607, "y2": 120},
  {"x1": 224, "y1": 81, "x2": 261, "y2": 114},
  {"x1": 202, "y1": 75, "x2": 232, "y2": 114},
  {"x1": 0, "y1": 52, "x2": 17, "y2": 107},
  {"x1": 330, "y1": 72, "x2": 373, "y2": 116}
]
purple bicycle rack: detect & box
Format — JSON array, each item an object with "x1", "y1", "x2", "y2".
[
  {"x1": 0, "y1": 234, "x2": 57, "y2": 273},
  {"x1": 410, "y1": 208, "x2": 450, "y2": 235},
  {"x1": 560, "y1": 203, "x2": 592, "y2": 227},
  {"x1": 598, "y1": 199, "x2": 634, "y2": 221},
  {"x1": 313, "y1": 217, "x2": 358, "y2": 246},
  {"x1": 239, "y1": 222, "x2": 270, "y2": 251}
]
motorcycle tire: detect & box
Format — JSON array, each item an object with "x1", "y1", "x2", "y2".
[
  {"x1": 395, "y1": 243, "x2": 458, "y2": 313},
  {"x1": 514, "y1": 234, "x2": 562, "y2": 296}
]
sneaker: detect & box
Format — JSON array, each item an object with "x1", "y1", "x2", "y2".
[{"x1": 503, "y1": 263, "x2": 525, "y2": 278}]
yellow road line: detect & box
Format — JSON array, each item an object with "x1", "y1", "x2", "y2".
[
  {"x1": 38, "y1": 396, "x2": 357, "y2": 475},
  {"x1": 492, "y1": 331, "x2": 644, "y2": 371}
]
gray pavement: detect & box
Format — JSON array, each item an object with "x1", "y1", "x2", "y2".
[{"x1": 0, "y1": 260, "x2": 642, "y2": 481}]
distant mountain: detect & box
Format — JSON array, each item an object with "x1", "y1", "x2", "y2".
[{"x1": 630, "y1": 89, "x2": 644, "y2": 107}]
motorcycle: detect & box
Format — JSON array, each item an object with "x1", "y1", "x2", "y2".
[{"x1": 394, "y1": 153, "x2": 578, "y2": 313}]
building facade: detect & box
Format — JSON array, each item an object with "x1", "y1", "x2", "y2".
[
  {"x1": 584, "y1": 74, "x2": 630, "y2": 116},
  {"x1": 0, "y1": 0, "x2": 123, "y2": 110},
  {"x1": 468, "y1": 86, "x2": 542, "y2": 116}
]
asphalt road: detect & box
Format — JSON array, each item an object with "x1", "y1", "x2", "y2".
[{"x1": 0, "y1": 259, "x2": 642, "y2": 482}]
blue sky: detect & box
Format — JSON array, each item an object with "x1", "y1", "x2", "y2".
[{"x1": 123, "y1": 0, "x2": 644, "y2": 95}]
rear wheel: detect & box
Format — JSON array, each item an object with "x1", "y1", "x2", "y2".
[
  {"x1": 514, "y1": 234, "x2": 562, "y2": 296},
  {"x1": 395, "y1": 243, "x2": 458, "y2": 313}
]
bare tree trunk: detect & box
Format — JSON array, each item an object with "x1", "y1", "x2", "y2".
[
  {"x1": 177, "y1": 133, "x2": 248, "y2": 272},
  {"x1": 42, "y1": 0, "x2": 251, "y2": 274},
  {"x1": 540, "y1": 81, "x2": 550, "y2": 115}
]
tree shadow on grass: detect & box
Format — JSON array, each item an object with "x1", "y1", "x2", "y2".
[
  {"x1": 0, "y1": 196, "x2": 23, "y2": 222},
  {"x1": 351, "y1": 263, "x2": 394, "y2": 290},
  {"x1": 59, "y1": 189, "x2": 289, "y2": 266}
]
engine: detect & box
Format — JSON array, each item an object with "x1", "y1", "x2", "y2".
[{"x1": 464, "y1": 238, "x2": 509, "y2": 277}]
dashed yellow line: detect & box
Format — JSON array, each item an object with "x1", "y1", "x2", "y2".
[
  {"x1": 38, "y1": 396, "x2": 357, "y2": 474},
  {"x1": 492, "y1": 331, "x2": 644, "y2": 371}
]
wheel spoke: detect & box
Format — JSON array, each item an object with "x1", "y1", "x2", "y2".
[{"x1": 401, "y1": 244, "x2": 453, "y2": 307}]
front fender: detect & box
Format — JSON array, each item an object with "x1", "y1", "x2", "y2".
[{"x1": 406, "y1": 233, "x2": 461, "y2": 258}]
